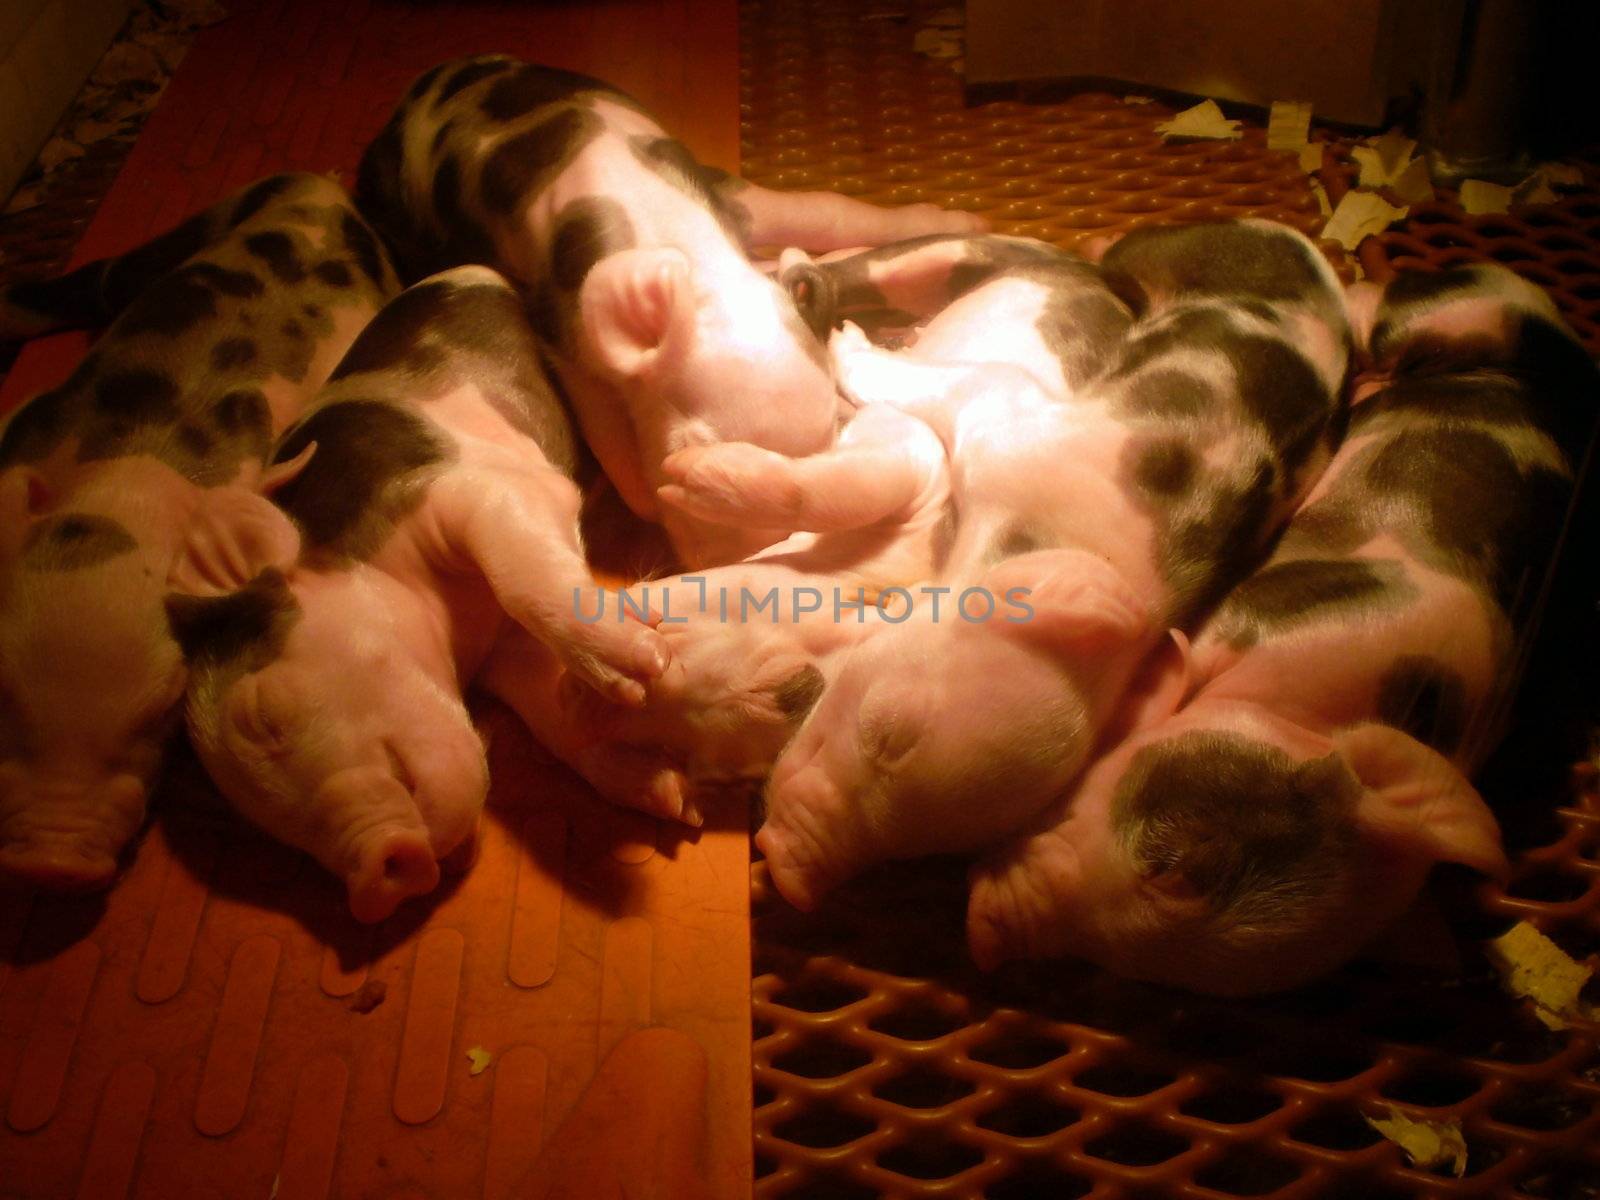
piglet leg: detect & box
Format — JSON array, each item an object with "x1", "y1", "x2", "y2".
[
  {"x1": 478, "y1": 633, "x2": 698, "y2": 824},
  {"x1": 718, "y1": 179, "x2": 986, "y2": 252},
  {"x1": 965, "y1": 821, "x2": 1086, "y2": 970},
  {"x1": 829, "y1": 321, "x2": 1046, "y2": 433},
  {"x1": 435, "y1": 464, "x2": 669, "y2": 707},
  {"x1": 657, "y1": 404, "x2": 945, "y2": 533}
]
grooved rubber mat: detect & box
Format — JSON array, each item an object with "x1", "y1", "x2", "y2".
[
  {"x1": 740, "y1": 3, "x2": 1600, "y2": 1199},
  {"x1": 0, "y1": 3, "x2": 749, "y2": 1199}
]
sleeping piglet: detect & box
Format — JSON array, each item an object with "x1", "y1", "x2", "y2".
[
  {"x1": 0, "y1": 173, "x2": 398, "y2": 889},
  {"x1": 747, "y1": 221, "x2": 1353, "y2": 911},
  {"x1": 355, "y1": 54, "x2": 985, "y2": 568},
  {"x1": 967, "y1": 262, "x2": 1600, "y2": 995},
  {"x1": 562, "y1": 234, "x2": 1132, "y2": 822},
  {"x1": 173, "y1": 266, "x2": 664, "y2": 921}
]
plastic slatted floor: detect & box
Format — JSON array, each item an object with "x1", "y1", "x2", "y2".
[{"x1": 740, "y1": 3, "x2": 1600, "y2": 1199}]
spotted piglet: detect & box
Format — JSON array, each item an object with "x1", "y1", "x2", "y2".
[
  {"x1": 967, "y1": 263, "x2": 1600, "y2": 995},
  {"x1": 0, "y1": 174, "x2": 397, "y2": 889},
  {"x1": 558, "y1": 236, "x2": 1120, "y2": 818},
  {"x1": 173, "y1": 266, "x2": 667, "y2": 922},
  {"x1": 747, "y1": 221, "x2": 1353, "y2": 912},
  {"x1": 354, "y1": 54, "x2": 985, "y2": 567}
]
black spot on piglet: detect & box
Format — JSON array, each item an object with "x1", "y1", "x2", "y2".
[
  {"x1": 93, "y1": 369, "x2": 180, "y2": 422},
  {"x1": 327, "y1": 280, "x2": 453, "y2": 381},
  {"x1": 245, "y1": 231, "x2": 306, "y2": 283},
  {"x1": 271, "y1": 400, "x2": 449, "y2": 560},
  {"x1": 772, "y1": 665, "x2": 825, "y2": 720},
  {"x1": 21, "y1": 513, "x2": 138, "y2": 572},
  {"x1": 314, "y1": 260, "x2": 353, "y2": 288},
  {"x1": 479, "y1": 63, "x2": 607, "y2": 121},
  {"x1": 1217, "y1": 558, "x2": 1412, "y2": 648},
  {"x1": 210, "y1": 337, "x2": 258, "y2": 370},
  {"x1": 167, "y1": 568, "x2": 299, "y2": 670},
  {"x1": 339, "y1": 211, "x2": 391, "y2": 290},
  {"x1": 550, "y1": 197, "x2": 635, "y2": 292},
  {"x1": 435, "y1": 57, "x2": 518, "y2": 106},
  {"x1": 479, "y1": 107, "x2": 597, "y2": 216}
]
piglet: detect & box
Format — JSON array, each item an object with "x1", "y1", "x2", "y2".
[
  {"x1": 0, "y1": 174, "x2": 397, "y2": 889},
  {"x1": 967, "y1": 262, "x2": 1599, "y2": 994},
  {"x1": 355, "y1": 54, "x2": 984, "y2": 567},
  {"x1": 750, "y1": 221, "x2": 1353, "y2": 911},
  {"x1": 172, "y1": 265, "x2": 670, "y2": 921},
  {"x1": 571, "y1": 235, "x2": 1125, "y2": 815}
]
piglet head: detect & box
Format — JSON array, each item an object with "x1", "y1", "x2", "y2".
[
  {"x1": 175, "y1": 563, "x2": 487, "y2": 922},
  {"x1": 0, "y1": 466, "x2": 191, "y2": 889},
  {"x1": 580, "y1": 247, "x2": 841, "y2": 566},
  {"x1": 759, "y1": 550, "x2": 1156, "y2": 911},
  {"x1": 969, "y1": 695, "x2": 1507, "y2": 996}
]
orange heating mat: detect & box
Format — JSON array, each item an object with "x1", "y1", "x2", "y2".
[{"x1": 0, "y1": 3, "x2": 748, "y2": 1199}]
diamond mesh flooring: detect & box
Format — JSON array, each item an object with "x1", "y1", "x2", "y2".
[{"x1": 740, "y1": 3, "x2": 1600, "y2": 1198}]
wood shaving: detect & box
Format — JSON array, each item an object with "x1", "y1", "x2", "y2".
[
  {"x1": 1155, "y1": 100, "x2": 1242, "y2": 141},
  {"x1": 1485, "y1": 921, "x2": 1596, "y2": 1030},
  {"x1": 1365, "y1": 1106, "x2": 1468, "y2": 1176},
  {"x1": 1459, "y1": 179, "x2": 1514, "y2": 216},
  {"x1": 1322, "y1": 190, "x2": 1408, "y2": 250}
]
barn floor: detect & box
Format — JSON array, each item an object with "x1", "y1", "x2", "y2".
[{"x1": 2, "y1": 2, "x2": 1600, "y2": 1199}]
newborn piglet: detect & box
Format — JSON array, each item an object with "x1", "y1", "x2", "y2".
[
  {"x1": 968, "y1": 262, "x2": 1599, "y2": 995},
  {"x1": 174, "y1": 266, "x2": 664, "y2": 922},
  {"x1": 582, "y1": 234, "x2": 1135, "y2": 821},
  {"x1": 357, "y1": 55, "x2": 984, "y2": 567},
  {"x1": 0, "y1": 173, "x2": 397, "y2": 889},
  {"x1": 750, "y1": 221, "x2": 1353, "y2": 911}
]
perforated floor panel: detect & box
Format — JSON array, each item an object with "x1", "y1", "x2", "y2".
[{"x1": 740, "y1": 3, "x2": 1600, "y2": 1199}]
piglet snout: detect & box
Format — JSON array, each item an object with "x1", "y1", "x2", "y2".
[{"x1": 346, "y1": 825, "x2": 441, "y2": 924}]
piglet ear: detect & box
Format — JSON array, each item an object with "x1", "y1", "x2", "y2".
[
  {"x1": 580, "y1": 247, "x2": 691, "y2": 379},
  {"x1": 260, "y1": 441, "x2": 317, "y2": 492},
  {"x1": 1335, "y1": 722, "x2": 1509, "y2": 880},
  {"x1": 776, "y1": 248, "x2": 835, "y2": 339},
  {"x1": 0, "y1": 465, "x2": 51, "y2": 520},
  {"x1": 168, "y1": 485, "x2": 300, "y2": 597},
  {"x1": 984, "y1": 548, "x2": 1151, "y2": 656},
  {"x1": 165, "y1": 568, "x2": 294, "y2": 666}
]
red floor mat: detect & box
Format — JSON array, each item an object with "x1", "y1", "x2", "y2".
[{"x1": 0, "y1": 4, "x2": 750, "y2": 1198}]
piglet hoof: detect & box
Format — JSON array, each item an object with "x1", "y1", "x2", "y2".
[
  {"x1": 901, "y1": 203, "x2": 988, "y2": 235},
  {"x1": 964, "y1": 874, "x2": 1018, "y2": 972},
  {"x1": 0, "y1": 842, "x2": 118, "y2": 892},
  {"x1": 565, "y1": 623, "x2": 672, "y2": 709},
  {"x1": 573, "y1": 743, "x2": 698, "y2": 826},
  {"x1": 346, "y1": 828, "x2": 441, "y2": 923}
]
